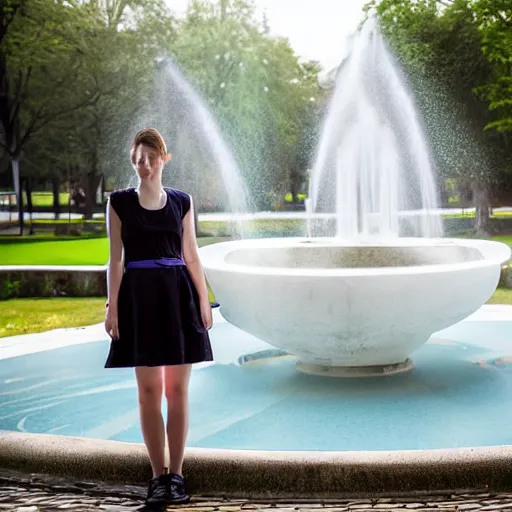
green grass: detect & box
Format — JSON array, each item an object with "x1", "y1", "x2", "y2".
[
  {"x1": 488, "y1": 235, "x2": 512, "y2": 246},
  {"x1": 0, "y1": 236, "x2": 229, "y2": 266},
  {"x1": 444, "y1": 211, "x2": 512, "y2": 219},
  {"x1": 0, "y1": 233, "x2": 105, "y2": 244},
  {"x1": 31, "y1": 219, "x2": 104, "y2": 225},
  {"x1": 0, "y1": 297, "x2": 106, "y2": 338},
  {"x1": 30, "y1": 192, "x2": 69, "y2": 207},
  {"x1": 2, "y1": 191, "x2": 71, "y2": 208},
  {"x1": 0, "y1": 238, "x2": 110, "y2": 265},
  {"x1": 486, "y1": 288, "x2": 512, "y2": 305}
]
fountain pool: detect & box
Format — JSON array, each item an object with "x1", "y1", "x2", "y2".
[{"x1": 1, "y1": 306, "x2": 512, "y2": 451}]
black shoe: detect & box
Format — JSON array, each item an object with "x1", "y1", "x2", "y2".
[
  {"x1": 167, "y1": 473, "x2": 190, "y2": 504},
  {"x1": 145, "y1": 474, "x2": 169, "y2": 506}
]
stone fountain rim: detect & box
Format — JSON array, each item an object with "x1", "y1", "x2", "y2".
[
  {"x1": 200, "y1": 237, "x2": 511, "y2": 278},
  {"x1": 0, "y1": 430, "x2": 510, "y2": 495}
]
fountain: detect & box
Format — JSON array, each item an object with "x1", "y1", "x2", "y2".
[
  {"x1": 135, "y1": 58, "x2": 249, "y2": 238},
  {"x1": 199, "y1": 17, "x2": 511, "y2": 377}
]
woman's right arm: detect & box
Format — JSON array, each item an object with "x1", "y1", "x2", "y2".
[{"x1": 105, "y1": 200, "x2": 123, "y2": 338}]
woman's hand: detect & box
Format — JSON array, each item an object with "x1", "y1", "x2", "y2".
[
  {"x1": 105, "y1": 306, "x2": 119, "y2": 340},
  {"x1": 200, "y1": 299, "x2": 213, "y2": 330}
]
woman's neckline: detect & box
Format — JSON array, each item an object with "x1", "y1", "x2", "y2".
[{"x1": 132, "y1": 187, "x2": 168, "y2": 212}]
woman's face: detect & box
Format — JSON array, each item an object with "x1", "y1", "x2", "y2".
[{"x1": 133, "y1": 144, "x2": 165, "y2": 182}]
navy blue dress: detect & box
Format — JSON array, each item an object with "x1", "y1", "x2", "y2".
[{"x1": 104, "y1": 187, "x2": 213, "y2": 368}]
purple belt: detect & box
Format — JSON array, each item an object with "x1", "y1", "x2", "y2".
[{"x1": 125, "y1": 258, "x2": 185, "y2": 270}]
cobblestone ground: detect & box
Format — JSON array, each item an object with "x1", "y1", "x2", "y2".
[{"x1": 1, "y1": 471, "x2": 512, "y2": 512}]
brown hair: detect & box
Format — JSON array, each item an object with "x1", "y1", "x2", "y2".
[{"x1": 130, "y1": 128, "x2": 167, "y2": 164}]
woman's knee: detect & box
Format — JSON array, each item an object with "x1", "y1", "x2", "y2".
[
  {"x1": 136, "y1": 368, "x2": 163, "y2": 407},
  {"x1": 138, "y1": 382, "x2": 162, "y2": 406},
  {"x1": 163, "y1": 365, "x2": 191, "y2": 404},
  {"x1": 164, "y1": 381, "x2": 188, "y2": 403}
]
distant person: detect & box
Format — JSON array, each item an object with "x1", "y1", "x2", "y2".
[
  {"x1": 104, "y1": 128, "x2": 213, "y2": 506},
  {"x1": 70, "y1": 185, "x2": 86, "y2": 209}
]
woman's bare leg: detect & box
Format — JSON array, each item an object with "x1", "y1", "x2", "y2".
[
  {"x1": 135, "y1": 366, "x2": 166, "y2": 477},
  {"x1": 163, "y1": 364, "x2": 192, "y2": 476}
]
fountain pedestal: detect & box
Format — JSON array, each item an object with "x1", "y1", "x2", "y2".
[{"x1": 296, "y1": 359, "x2": 414, "y2": 378}]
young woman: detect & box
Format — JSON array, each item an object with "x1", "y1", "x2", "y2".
[{"x1": 104, "y1": 128, "x2": 213, "y2": 506}]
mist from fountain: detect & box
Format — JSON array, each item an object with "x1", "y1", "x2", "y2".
[
  {"x1": 134, "y1": 58, "x2": 249, "y2": 238},
  {"x1": 309, "y1": 16, "x2": 443, "y2": 241}
]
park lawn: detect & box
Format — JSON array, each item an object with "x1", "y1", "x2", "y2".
[
  {"x1": 443, "y1": 211, "x2": 512, "y2": 218},
  {"x1": 0, "y1": 236, "x2": 229, "y2": 265},
  {"x1": 0, "y1": 297, "x2": 106, "y2": 338},
  {"x1": 486, "y1": 288, "x2": 512, "y2": 305},
  {"x1": 30, "y1": 192, "x2": 70, "y2": 207},
  {"x1": 490, "y1": 235, "x2": 512, "y2": 247},
  {"x1": 0, "y1": 238, "x2": 110, "y2": 265}
]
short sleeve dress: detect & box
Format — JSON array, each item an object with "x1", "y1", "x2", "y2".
[{"x1": 104, "y1": 187, "x2": 214, "y2": 368}]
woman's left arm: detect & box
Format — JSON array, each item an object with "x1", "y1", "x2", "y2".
[{"x1": 182, "y1": 195, "x2": 213, "y2": 330}]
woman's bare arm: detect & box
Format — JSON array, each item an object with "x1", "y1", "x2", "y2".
[
  {"x1": 106, "y1": 201, "x2": 124, "y2": 310},
  {"x1": 182, "y1": 196, "x2": 209, "y2": 304}
]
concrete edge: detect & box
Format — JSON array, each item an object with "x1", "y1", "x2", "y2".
[{"x1": 1, "y1": 431, "x2": 512, "y2": 497}]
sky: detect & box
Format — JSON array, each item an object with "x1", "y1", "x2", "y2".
[{"x1": 168, "y1": 0, "x2": 368, "y2": 72}]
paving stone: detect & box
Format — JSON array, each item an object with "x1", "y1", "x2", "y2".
[
  {"x1": 188, "y1": 502, "x2": 226, "y2": 507},
  {"x1": 479, "y1": 506, "x2": 512, "y2": 511},
  {"x1": 2, "y1": 471, "x2": 512, "y2": 512}
]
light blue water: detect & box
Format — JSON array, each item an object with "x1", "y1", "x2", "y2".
[{"x1": 1, "y1": 318, "x2": 512, "y2": 451}]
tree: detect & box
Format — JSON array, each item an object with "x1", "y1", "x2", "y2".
[
  {"x1": 65, "y1": 0, "x2": 177, "y2": 218},
  {"x1": 371, "y1": 0, "x2": 511, "y2": 234},
  {"x1": 0, "y1": 0, "x2": 102, "y2": 232},
  {"x1": 4, "y1": 0, "x2": 178, "y2": 222},
  {"x1": 473, "y1": 0, "x2": 512, "y2": 133},
  {"x1": 169, "y1": 0, "x2": 322, "y2": 210}
]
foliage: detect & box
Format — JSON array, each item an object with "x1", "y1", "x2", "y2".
[
  {"x1": 0, "y1": 0, "x2": 177, "y2": 220},
  {"x1": 169, "y1": 0, "x2": 322, "y2": 209},
  {"x1": 369, "y1": 0, "x2": 511, "y2": 232},
  {"x1": 473, "y1": 0, "x2": 512, "y2": 133},
  {"x1": 1, "y1": 0, "x2": 323, "y2": 213},
  {"x1": 0, "y1": 0, "x2": 99, "y2": 159}
]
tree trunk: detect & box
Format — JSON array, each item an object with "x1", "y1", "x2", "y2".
[
  {"x1": 472, "y1": 182, "x2": 491, "y2": 236},
  {"x1": 52, "y1": 178, "x2": 61, "y2": 220},
  {"x1": 11, "y1": 157, "x2": 24, "y2": 236},
  {"x1": 85, "y1": 171, "x2": 97, "y2": 220},
  {"x1": 25, "y1": 176, "x2": 35, "y2": 235},
  {"x1": 290, "y1": 179, "x2": 299, "y2": 204}
]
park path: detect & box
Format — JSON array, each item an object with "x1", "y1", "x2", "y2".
[{"x1": 1, "y1": 470, "x2": 512, "y2": 512}]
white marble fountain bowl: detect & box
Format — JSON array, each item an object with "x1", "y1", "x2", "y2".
[{"x1": 200, "y1": 237, "x2": 511, "y2": 377}]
